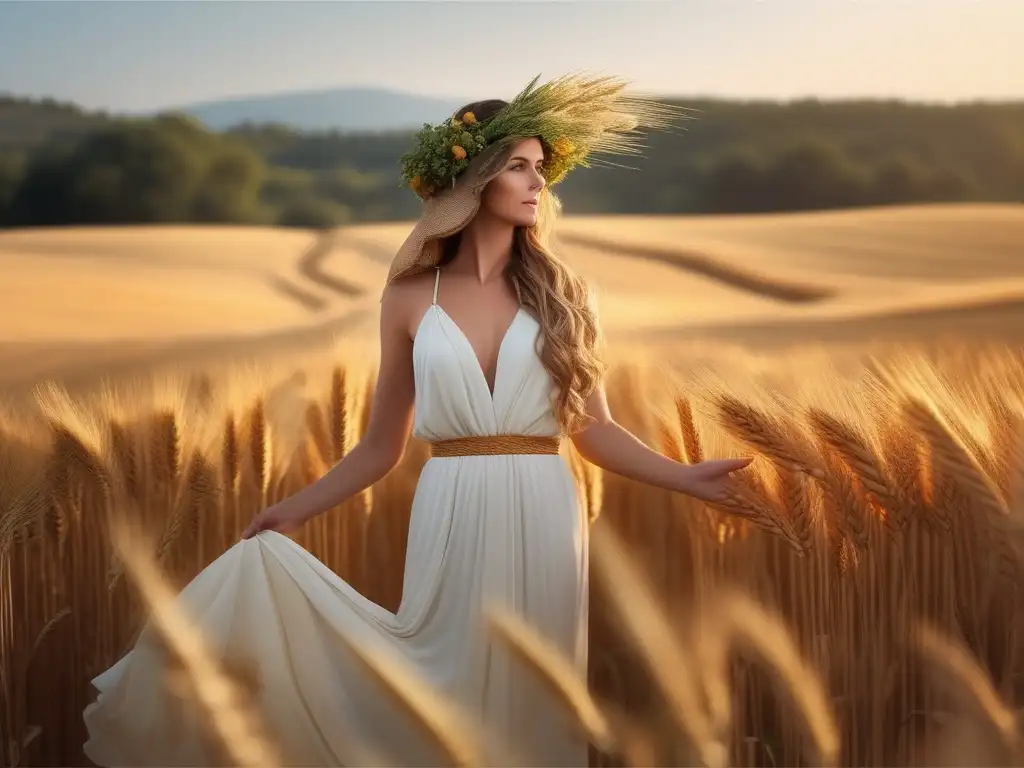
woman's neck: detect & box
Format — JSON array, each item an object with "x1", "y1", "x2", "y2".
[{"x1": 450, "y1": 211, "x2": 515, "y2": 285}]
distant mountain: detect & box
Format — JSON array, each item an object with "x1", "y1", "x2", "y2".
[{"x1": 162, "y1": 87, "x2": 469, "y2": 133}]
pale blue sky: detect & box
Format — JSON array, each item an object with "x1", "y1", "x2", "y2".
[{"x1": 0, "y1": 0, "x2": 1020, "y2": 112}]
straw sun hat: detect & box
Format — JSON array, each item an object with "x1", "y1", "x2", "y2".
[{"x1": 383, "y1": 72, "x2": 690, "y2": 293}]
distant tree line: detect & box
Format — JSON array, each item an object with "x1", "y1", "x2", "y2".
[{"x1": 0, "y1": 95, "x2": 1021, "y2": 228}]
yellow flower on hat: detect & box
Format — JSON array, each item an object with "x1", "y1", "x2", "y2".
[
  {"x1": 451, "y1": 145, "x2": 467, "y2": 161},
  {"x1": 461, "y1": 111, "x2": 477, "y2": 126},
  {"x1": 551, "y1": 137, "x2": 575, "y2": 157},
  {"x1": 410, "y1": 175, "x2": 433, "y2": 200}
]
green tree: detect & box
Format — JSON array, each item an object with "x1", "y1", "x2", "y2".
[
  {"x1": 763, "y1": 140, "x2": 869, "y2": 211},
  {"x1": 8, "y1": 117, "x2": 265, "y2": 225},
  {"x1": 701, "y1": 149, "x2": 771, "y2": 213},
  {"x1": 6, "y1": 145, "x2": 76, "y2": 225},
  {"x1": 260, "y1": 166, "x2": 316, "y2": 209},
  {"x1": 190, "y1": 145, "x2": 266, "y2": 222},
  {"x1": 0, "y1": 153, "x2": 24, "y2": 224}
]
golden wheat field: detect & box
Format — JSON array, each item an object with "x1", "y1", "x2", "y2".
[{"x1": 3, "y1": 203, "x2": 1024, "y2": 767}]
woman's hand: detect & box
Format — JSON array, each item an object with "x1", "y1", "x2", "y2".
[
  {"x1": 240, "y1": 501, "x2": 308, "y2": 540},
  {"x1": 677, "y1": 458, "x2": 754, "y2": 503}
]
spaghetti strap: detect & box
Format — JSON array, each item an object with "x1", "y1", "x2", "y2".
[{"x1": 432, "y1": 267, "x2": 441, "y2": 305}]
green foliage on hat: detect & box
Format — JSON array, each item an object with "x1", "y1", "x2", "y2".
[{"x1": 399, "y1": 72, "x2": 691, "y2": 199}]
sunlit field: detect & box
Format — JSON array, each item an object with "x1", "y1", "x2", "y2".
[{"x1": 2, "y1": 203, "x2": 1024, "y2": 767}]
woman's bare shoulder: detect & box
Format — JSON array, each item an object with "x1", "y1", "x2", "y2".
[
  {"x1": 381, "y1": 271, "x2": 437, "y2": 335},
  {"x1": 383, "y1": 271, "x2": 436, "y2": 307}
]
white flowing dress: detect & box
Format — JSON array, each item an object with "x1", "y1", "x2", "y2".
[{"x1": 82, "y1": 270, "x2": 590, "y2": 767}]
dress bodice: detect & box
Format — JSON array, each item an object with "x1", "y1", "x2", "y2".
[{"x1": 411, "y1": 271, "x2": 559, "y2": 441}]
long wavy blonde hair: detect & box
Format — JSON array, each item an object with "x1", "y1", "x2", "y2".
[{"x1": 439, "y1": 100, "x2": 606, "y2": 435}]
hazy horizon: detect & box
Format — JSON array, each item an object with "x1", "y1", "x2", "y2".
[{"x1": 1, "y1": 0, "x2": 1020, "y2": 113}]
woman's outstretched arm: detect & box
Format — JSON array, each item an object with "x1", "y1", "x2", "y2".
[
  {"x1": 241, "y1": 286, "x2": 417, "y2": 538},
  {"x1": 570, "y1": 384, "x2": 751, "y2": 504}
]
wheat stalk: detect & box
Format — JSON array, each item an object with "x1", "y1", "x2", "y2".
[
  {"x1": 0, "y1": 436, "x2": 47, "y2": 553},
  {"x1": 808, "y1": 408, "x2": 906, "y2": 531},
  {"x1": 904, "y1": 398, "x2": 1008, "y2": 521},
  {"x1": 819, "y1": 449, "x2": 872, "y2": 551},
  {"x1": 657, "y1": 417, "x2": 684, "y2": 463},
  {"x1": 304, "y1": 402, "x2": 334, "y2": 471},
  {"x1": 676, "y1": 396, "x2": 704, "y2": 465},
  {"x1": 705, "y1": 589, "x2": 840, "y2": 766},
  {"x1": 487, "y1": 608, "x2": 617, "y2": 753},
  {"x1": 329, "y1": 367, "x2": 349, "y2": 462},
  {"x1": 330, "y1": 623, "x2": 487, "y2": 766},
  {"x1": 915, "y1": 621, "x2": 1019, "y2": 761},
  {"x1": 714, "y1": 394, "x2": 821, "y2": 477}
]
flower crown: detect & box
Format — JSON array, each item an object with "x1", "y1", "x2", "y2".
[{"x1": 398, "y1": 73, "x2": 689, "y2": 200}]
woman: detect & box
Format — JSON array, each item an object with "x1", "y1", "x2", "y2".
[{"x1": 83, "y1": 74, "x2": 751, "y2": 767}]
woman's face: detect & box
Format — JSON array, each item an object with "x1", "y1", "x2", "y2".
[{"x1": 480, "y1": 137, "x2": 546, "y2": 228}]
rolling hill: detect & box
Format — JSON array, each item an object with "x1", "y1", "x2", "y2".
[{"x1": 2, "y1": 203, "x2": 1023, "y2": 398}]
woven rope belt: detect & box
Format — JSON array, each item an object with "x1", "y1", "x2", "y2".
[{"x1": 429, "y1": 434, "x2": 562, "y2": 458}]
